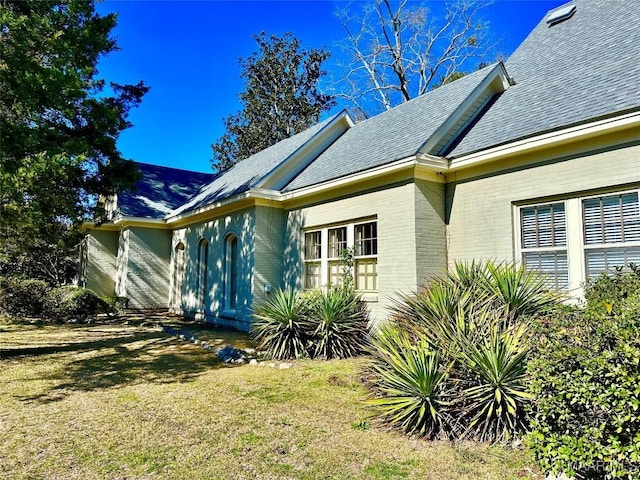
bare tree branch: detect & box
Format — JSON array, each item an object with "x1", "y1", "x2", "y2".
[{"x1": 335, "y1": 0, "x2": 495, "y2": 117}]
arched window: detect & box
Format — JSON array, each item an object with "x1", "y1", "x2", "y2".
[
  {"x1": 197, "y1": 238, "x2": 208, "y2": 308},
  {"x1": 225, "y1": 234, "x2": 238, "y2": 312},
  {"x1": 173, "y1": 242, "x2": 185, "y2": 308}
]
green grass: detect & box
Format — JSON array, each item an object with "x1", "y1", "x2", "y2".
[{"x1": 0, "y1": 318, "x2": 541, "y2": 479}]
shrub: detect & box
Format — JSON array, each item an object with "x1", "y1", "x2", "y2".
[
  {"x1": 370, "y1": 260, "x2": 555, "y2": 442},
  {"x1": 252, "y1": 288, "x2": 371, "y2": 361},
  {"x1": 101, "y1": 295, "x2": 129, "y2": 312},
  {"x1": 308, "y1": 288, "x2": 370, "y2": 359},
  {"x1": 584, "y1": 263, "x2": 640, "y2": 316},
  {"x1": 527, "y1": 278, "x2": 640, "y2": 479},
  {"x1": 46, "y1": 286, "x2": 111, "y2": 320},
  {"x1": 251, "y1": 289, "x2": 311, "y2": 360},
  {"x1": 0, "y1": 276, "x2": 50, "y2": 317},
  {"x1": 367, "y1": 324, "x2": 450, "y2": 438}
]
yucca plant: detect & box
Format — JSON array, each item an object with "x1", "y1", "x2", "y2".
[
  {"x1": 251, "y1": 289, "x2": 310, "y2": 360},
  {"x1": 482, "y1": 261, "x2": 561, "y2": 322},
  {"x1": 309, "y1": 288, "x2": 370, "y2": 359},
  {"x1": 454, "y1": 320, "x2": 532, "y2": 442},
  {"x1": 367, "y1": 324, "x2": 451, "y2": 438}
]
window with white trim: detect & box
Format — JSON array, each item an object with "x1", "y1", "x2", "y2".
[
  {"x1": 582, "y1": 192, "x2": 640, "y2": 278},
  {"x1": 303, "y1": 220, "x2": 378, "y2": 292},
  {"x1": 304, "y1": 231, "x2": 322, "y2": 289},
  {"x1": 355, "y1": 222, "x2": 378, "y2": 291},
  {"x1": 518, "y1": 189, "x2": 640, "y2": 293},
  {"x1": 520, "y1": 203, "x2": 569, "y2": 290},
  {"x1": 328, "y1": 226, "x2": 347, "y2": 287}
]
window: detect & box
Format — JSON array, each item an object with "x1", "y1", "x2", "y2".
[
  {"x1": 518, "y1": 189, "x2": 640, "y2": 294},
  {"x1": 355, "y1": 222, "x2": 378, "y2": 291},
  {"x1": 583, "y1": 192, "x2": 640, "y2": 278},
  {"x1": 303, "y1": 220, "x2": 378, "y2": 292},
  {"x1": 304, "y1": 231, "x2": 322, "y2": 289},
  {"x1": 173, "y1": 242, "x2": 185, "y2": 307},
  {"x1": 520, "y1": 203, "x2": 568, "y2": 290},
  {"x1": 225, "y1": 235, "x2": 238, "y2": 311},
  {"x1": 197, "y1": 239, "x2": 208, "y2": 307},
  {"x1": 328, "y1": 227, "x2": 347, "y2": 286}
]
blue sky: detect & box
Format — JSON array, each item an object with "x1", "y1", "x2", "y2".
[{"x1": 96, "y1": 0, "x2": 567, "y2": 173}]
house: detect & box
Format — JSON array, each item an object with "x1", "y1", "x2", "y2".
[{"x1": 80, "y1": 0, "x2": 640, "y2": 331}]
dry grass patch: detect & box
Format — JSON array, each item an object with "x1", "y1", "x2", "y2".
[{"x1": 0, "y1": 319, "x2": 541, "y2": 479}]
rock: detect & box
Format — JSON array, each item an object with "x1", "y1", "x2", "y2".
[
  {"x1": 279, "y1": 362, "x2": 293, "y2": 369},
  {"x1": 267, "y1": 363, "x2": 276, "y2": 368},
  {"x1": 249, "y1": 359, "x2": 258, "y2": 366},
  {"x1": 243, "y1": 348, "x2": 256, "y2": 354}
]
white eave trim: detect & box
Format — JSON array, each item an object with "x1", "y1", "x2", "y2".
[
  {"x1": 449, "y1": 111, "x2": 640, "y2": 170},
  {"x1": 280, "y1": 156, "x2": 420, "y2": 201},
  {"x1": 165, "y1": 189, "x2": 283, "y2": 224},
  {"x1": 418, "y1": 62, "x2": 511, "y2": 156},
  {"x1": 254, "y1": 110, "x2": 354, "y2": 190}
]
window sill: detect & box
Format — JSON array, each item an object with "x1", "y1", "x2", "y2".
[{"x1": 357, "y1": 293, "x2": 378, "y2": 302}]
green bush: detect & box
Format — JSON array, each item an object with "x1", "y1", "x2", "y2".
[
  {"x1": 584, "y1": 263, "x2": 640, "y2": 316},
  {"x1": 251, "y1": 289, "x2": 312, "y2": 360},
  {"x1": 46, "y1": 286, "x2": 111, "y2": 320},
  {"x1": 308, "y1": 288, "x2": 370, "y2": 359},
  {"x1": 370, "y1": 261, "x2": 555, "y2": 442},
  {"x1": 367, "y1": 324, "x2": 450, "y2": 438},
  {"x1": 0, "y1": 276, "x2": 50, "y2": 317},
  {"x1": 251, "y1": 288, "x2": 371, "y2": 360},
  {"x1": 527, "y1": 271, "x2": 640, "y2": 479}
]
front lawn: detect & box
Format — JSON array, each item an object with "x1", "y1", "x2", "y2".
[{"x1": 0, "y1": 318, "x2": 540, "y2": 479}]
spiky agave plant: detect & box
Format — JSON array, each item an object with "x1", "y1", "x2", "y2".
[
  {"x1": 482, "y1": 261, "x2": 561, "y2": 322},
  {"x1": 310, "y1": 288, "x2": 370, "y2": 359},
  {"x1": 251, "y1": 289, "x2": 311, "y2": 360},
  {"x1": 367, "y1": 324, "x2": 451, "y2": 438},
  {"x1": 454, "y1": 318, "x2": 533, "y2": 442}
]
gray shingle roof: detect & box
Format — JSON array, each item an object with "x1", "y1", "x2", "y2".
[
  {"x1": 169, "y1": 115, "x2": 338, "y2": 216},
  {"x1": 118, "y1": 162, "x2": 216, "y2": 219},
  {"x1": 449, "y1": 0, "x2": 640, "y2": 158},
  {"x1": 284, "y1": 65, "x2": 500, "y2": 191}
]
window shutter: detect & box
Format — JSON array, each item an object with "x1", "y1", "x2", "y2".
[{"x1": 583, "y1": 193, "x2": 640, "y2": 245}]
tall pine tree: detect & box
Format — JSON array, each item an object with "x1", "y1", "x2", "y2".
[
  {"x1": 211, "y1": 32, "x2": 334, "y2": 172},
  {"x1": 0, "y1": 0, "x2": 148, "y2": 283}
]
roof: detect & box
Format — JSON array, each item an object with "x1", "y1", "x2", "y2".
[
  {"x1": 448, "y1": 0, "x2": 640, "y2": 157},
  {"x1": 117, "y1": 162, "x2": 216, "y2": 219},
  {"x1": 283, "y1": 64, "x2": 503, "y2": 191},
  {"x1": 168, "y1": 114, "x2": 340, "y2": 217}
]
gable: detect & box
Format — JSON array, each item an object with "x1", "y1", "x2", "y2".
[{"x1": 448, "y1": 0, "x2": 640, "y2": 158}]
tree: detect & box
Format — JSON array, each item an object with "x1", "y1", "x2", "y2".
[
  {"x1": 0, "y1": 0, "x2": 148, "y2": 284},
  {"x1": 335, "y1": 0, "x2": 493, "y2": 116},
  {"x1": 211, "y1": 32, "x2": 334, "y2": 172}
]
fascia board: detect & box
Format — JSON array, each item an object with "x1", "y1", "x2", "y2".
[
  {"x1": 280, "y1": 156, "x2": 419, "y2": 202},
  {"x1": 164, "y1": 189, "x2": 283, "y2": 227},
  {"x1": 254, "y1": 110, "x2": 354, "y2": 191},
  {"x1": 417, "y1": 63, "x2": 510, "y2": 156},
  {"x1": 449, "y1": 110, "x2": 640, "y2": 171}
]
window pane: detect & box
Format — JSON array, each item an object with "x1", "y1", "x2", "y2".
[
  {"x1": 355, "y1": 258, "x2": 377, "y2": 291},
  {"x1": 328, "y1": 227, "x2": 347, "y2": 258},
  {"x1": 305, "y1": 262, "x2": 321, "y2": 289},
  {"x1": 304, "y1": 231, "x2": 321, "y2": 259},
  {"x1": 585, "y1": 246, "x2": 640, "y2": 278},
  {"x1": 583, "y1": 193, "x2": 640, "y2": 245},
  {"x1": 521, "y1": 203, "x2": 566, "y2": 249},
  {"x1": 355, "y1": 222, "x2": 377, "y2": 256},
  {"x1": 328, "y1": 260, "x2": 343, "y2": 287},
  {"x1": 523, "y1": 251, "x2": 568, "y2": 290}
]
